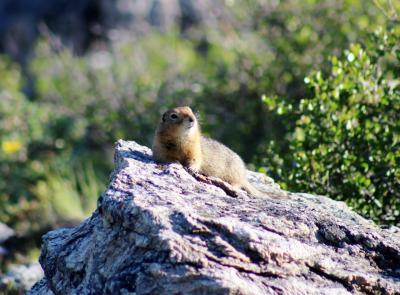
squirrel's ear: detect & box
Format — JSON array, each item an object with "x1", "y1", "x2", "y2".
[{"x1": 162, "y1": 113, "x2": 166, "y2": 122}]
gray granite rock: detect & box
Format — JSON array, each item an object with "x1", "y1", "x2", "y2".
[{"x1": 30, "y1": 140, "x2": 400, "y2": 294}]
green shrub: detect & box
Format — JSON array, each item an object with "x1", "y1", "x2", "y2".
[
  {"x1": 232, "y1": 0, "x2": 386, "y2": 98},
  {"x1": 260, "y1": 24, "x2": 400, "y2": 224}
]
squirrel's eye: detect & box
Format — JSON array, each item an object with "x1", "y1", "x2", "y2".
[{"x1": 170, "y1": 113, "x2": 178, "y2": 120}]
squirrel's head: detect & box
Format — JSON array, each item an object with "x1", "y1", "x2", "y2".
[{"x1": 157, "y1": 106, "x2": 198, "y2": 136}]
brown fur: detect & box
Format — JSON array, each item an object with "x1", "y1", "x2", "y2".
[{"x1": 152, "y1": 106, "x2": 262, "y2": 196}]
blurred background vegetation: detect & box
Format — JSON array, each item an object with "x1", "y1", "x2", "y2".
[{"x1": 0, "y1": 0, "x2": 399, "y2": 272}]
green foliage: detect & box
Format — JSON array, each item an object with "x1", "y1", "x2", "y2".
[
  {"x1": 261, "y1": 24, "x2": 400, "y2": 224},
  {"x1": 229, "y1": 0, "x2": 387, "y2": 99},
  {"x1": 35, "y1": 162, "x2": 102, "y2": 221},
  {"x1": 206, "y1": 0, "x2": 389, "y2": 157},
  {"x1": 0, "y1": 55, "x2": 106, "y2": 232}
]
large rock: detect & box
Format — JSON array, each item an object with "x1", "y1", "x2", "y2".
[{"x1": 29, "y1": 140, "x2": 400, "y2": 294}]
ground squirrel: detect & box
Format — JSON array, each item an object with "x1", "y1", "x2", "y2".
[{"x1": 152, "y1": 106, "x2": 265, "y2": 197}]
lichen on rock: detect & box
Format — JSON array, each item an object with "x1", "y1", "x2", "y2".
[{"x1": 29, "y1": 140, "x2": 400, "y2": 294}]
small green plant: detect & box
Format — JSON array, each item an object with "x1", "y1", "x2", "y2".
[{"x1": 34, "y1": 161, "x2": 105, "y2": 222}]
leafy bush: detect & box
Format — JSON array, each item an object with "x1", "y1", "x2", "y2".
[
  {"x1": 230, "y1": 0, "x2": 387, "y2": 99},
  {"x1": 261, "y1": 23, "x2": 400, "y2": 224}
]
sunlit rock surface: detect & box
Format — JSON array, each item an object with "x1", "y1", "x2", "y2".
[{"x1": 29, "y1": 140, "x2": 400, "y2": 294}]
